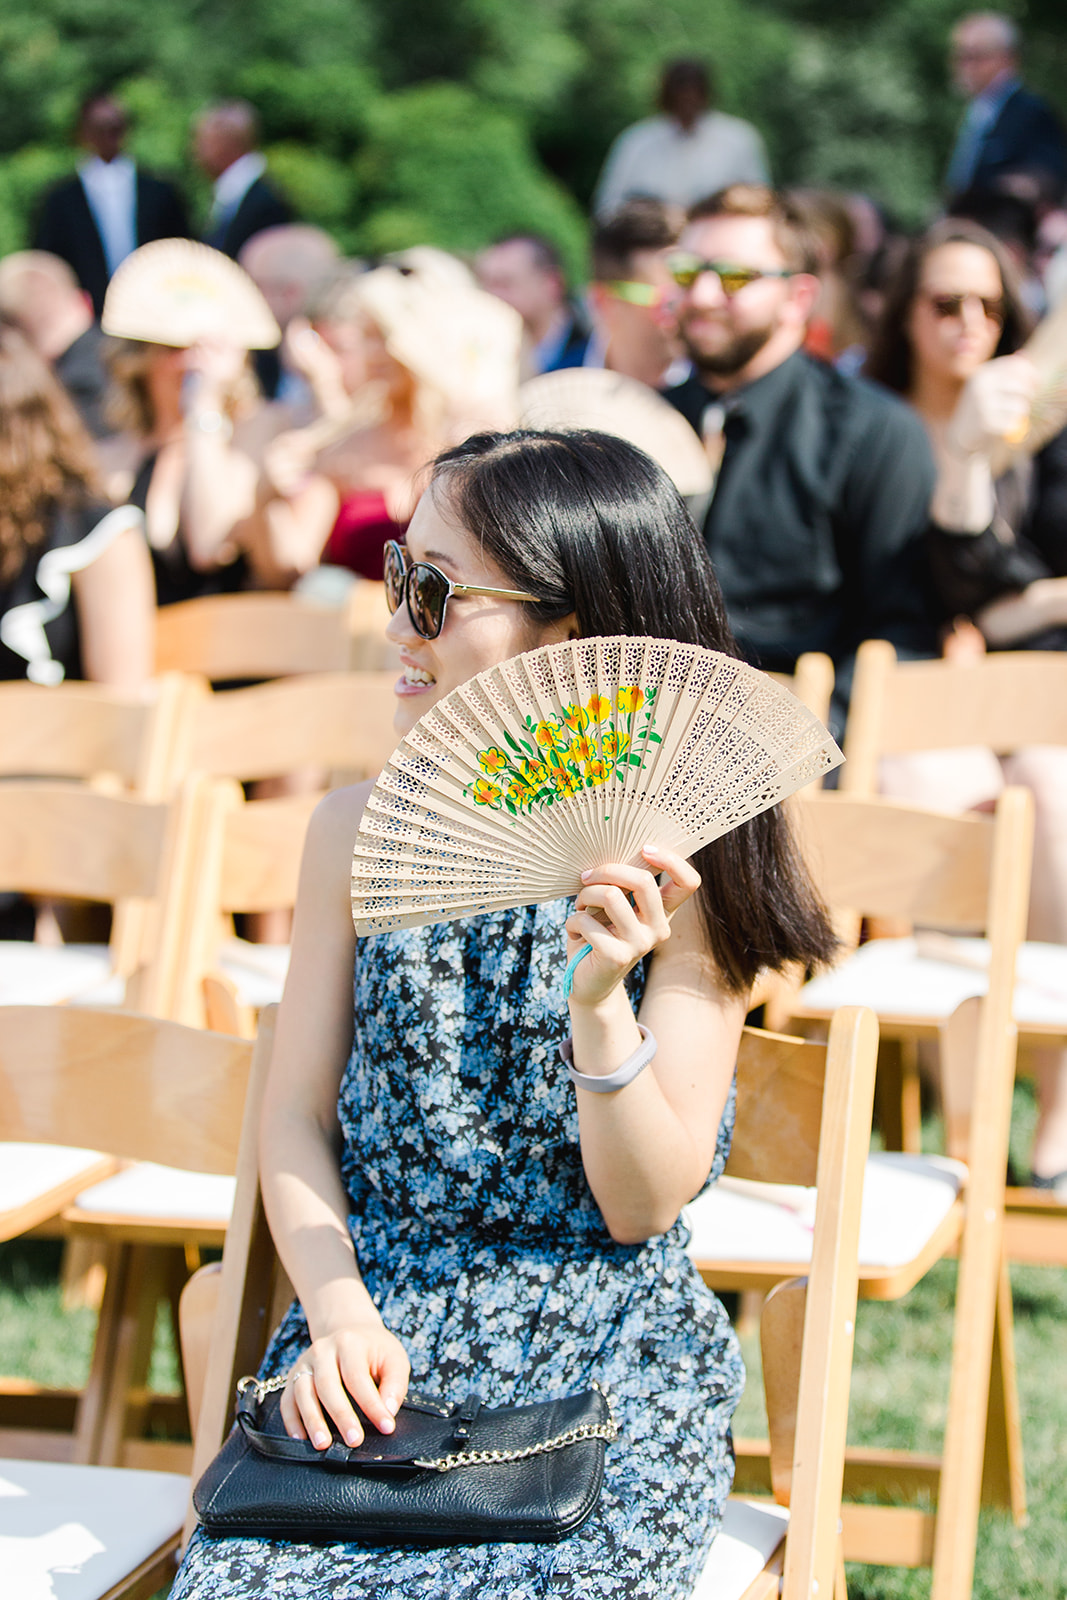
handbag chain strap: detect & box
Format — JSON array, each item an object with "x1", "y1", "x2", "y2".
[{"x1": 237, "y1": 1374, "x2": 618, "y2": 1474}]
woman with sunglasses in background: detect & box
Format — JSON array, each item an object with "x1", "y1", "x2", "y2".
[
  {"x1": 173, "y1": 429, "x2": 834, "y2": 1600},
  {"x1": 867, "y1": 219, "x2": 1067, "y2": 1197}
]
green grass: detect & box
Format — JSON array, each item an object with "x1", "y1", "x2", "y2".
[{"x1": 1, "y1": 1083, "x2": 1064, "y2": 1599}]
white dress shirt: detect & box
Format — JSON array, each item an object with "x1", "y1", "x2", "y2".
[
  {"x1": 78, "y1": 155, "x2": 137, "y2": 276},
  {"x1": 593, "y1": 112, "x2": 769, "y2": 219},
  {"x1": 210, "y1": 151, "x2": 267, "y2": 224}
]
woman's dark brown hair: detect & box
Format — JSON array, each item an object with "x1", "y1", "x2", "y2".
[
  {"x1": 865, "y1": 218, "x2": 1034, "y2": 395},
  {"x1": 430, "y1": 428, "x2": 837, "y2": 996},
  {"x1": 0, "y1": 321, "x2": 101, "y2": 583}
]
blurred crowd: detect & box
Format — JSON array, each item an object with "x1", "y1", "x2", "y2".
[{"x1": 2, "y1": 10, "x2": 1067, "y2": 719}]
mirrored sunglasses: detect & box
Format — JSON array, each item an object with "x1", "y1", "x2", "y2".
[{"x1": 666, "y1": 254, "x2": 793, "y2": 295}]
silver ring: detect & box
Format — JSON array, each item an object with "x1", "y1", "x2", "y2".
[{"x1": 292, "y1": 1368, "x2": 314, "y2": 1382}]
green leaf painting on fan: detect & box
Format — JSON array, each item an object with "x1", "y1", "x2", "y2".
[{"x1": 465, "y1": 686, "x2": 662, "y2": 817}]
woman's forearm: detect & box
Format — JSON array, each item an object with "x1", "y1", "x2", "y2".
[
  {"x1": 568, "y1": 981, "x2": 736, "y2": 1245},
  {"x1": 180, "y1": 422, "x2": 259, "y2": 569},
  {"x1": 929, "y1": 447, "x2": 996, "y2": 533},
  {"x1": 259, "y1": 1111, "x2": 383, "y2": 1338},
  {"x1": 977, "y1": 577, "x2": 1067, "y2": 645}
]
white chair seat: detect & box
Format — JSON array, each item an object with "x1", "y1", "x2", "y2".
[
  {"x1": 71, "y1": 1163, "x2": 236, "y2": 1226},
  {"x1": 0, "y1": 1145, "x2": 111, "y2": 1214},
  {"x1": 0, "y1": 1457, "x2": 187, "y2": 1600},
  {"x1": 693, "y1": 1498, "x2": 789, "y2": 1598},
  {"x1": 685, "y1": 1152, "x2": 966, "y2": 1271},
  {"x1": 0, "y1": 942, "x2": 124, "y2": 1007},
  {"x1": 218, "y1": 937, "x2": 290, "y2": 1010},
  {"x1": 795, "y1": 935, "x2": 1067, "y2": 1027}
]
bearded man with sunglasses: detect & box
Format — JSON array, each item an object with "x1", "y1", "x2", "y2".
[{"x1": 664, "y1": 185, "x2": 939, "y2": 729}]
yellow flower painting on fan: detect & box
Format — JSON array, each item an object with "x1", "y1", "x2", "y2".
[{"x1": 462, "y1": 682, "x2": 661, "y2": 816}]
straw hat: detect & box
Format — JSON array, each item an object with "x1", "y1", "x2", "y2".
[
  {"x1": 355, "y1": 264, "x2": 521, "y2": 424},
  {"x1": 518, "y1": 368, "x2": 713, "y2": 498},
  {"x1": 101, "y1": 238, "x2": 281, "y2": 349}
]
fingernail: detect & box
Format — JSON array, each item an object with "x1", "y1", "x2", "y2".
[
  {"x1": 384, "y1": 1394, "x2": 401, "y2": 1415},
  {"x1": 313, "y1": 1430, "x2": 330, "y2": 1449},
  {"x1": 289, "y1": 1430, "x2": 302, "y2": 1440},
  {"x1": 378, "y1": 1415, "x2": 395, "y2": 1433},
  {"x1": 643, "y1": 842, "x2": 662, "y2": 859},
  {"x1": 580, "y1": 869, "x2": 592, "y2": 881},
  {"x1": 344, "y1": 1428, "x2": 362, "y2": 1446}
]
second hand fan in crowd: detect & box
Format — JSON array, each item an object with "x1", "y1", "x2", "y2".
[{"x1": 351, "y1": 636, "x2": 841, "y2": 936}]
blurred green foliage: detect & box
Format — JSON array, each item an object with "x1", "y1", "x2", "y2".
[{"x1": 2, "y1": 0, "x2": 1067, "y2": 280}]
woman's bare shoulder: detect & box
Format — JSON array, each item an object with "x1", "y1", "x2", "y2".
[{"x1": 309, "y1": 778, "x2": 376, "y2": 855}]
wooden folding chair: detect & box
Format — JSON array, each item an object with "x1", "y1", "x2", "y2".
[
  {"x1": 0, "y1": 781, "x2": 211, "y2": 1461},
  {"x1": 179, "y1": 1005, "x2": 877, "y2": 1600},
  {"x1": 155, "y1": 583, "x2": 395, "y2": 680},
  {"x1": 0, "y1": 1006, "x2": 256, "y2": 1598},
  {"x1": 837, "y1": 639, "x2": 1067, "y2": 1265},
  {"x1": 0, "y1": 674, "x2": 193, "y2": 973},
  {"x1": 57, "y1": 781, "x2": 319, "y2": 1469},
  {"x1": 690, "y1": 788, "x2": 1033, "y2": 1600}
]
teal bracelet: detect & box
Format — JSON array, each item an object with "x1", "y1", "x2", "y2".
[{"x1": 558, "y1": 1024, "x2": 657, "y2": 1094}]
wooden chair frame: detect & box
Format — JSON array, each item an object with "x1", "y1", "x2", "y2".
[
  {"x1": 841, "y1": 638, "x2": 1067, "y2": 1265},
  {"x1": 716, "y1": 788, "x2": 1033, "y2": 1600},
  {"x1": 0, "y1": 1007, "x2": 255, "y2": 1596}
]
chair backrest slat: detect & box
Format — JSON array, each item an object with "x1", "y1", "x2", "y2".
[
  {"x1": 795, "y1": 793, "x2": 995, "y2": 931},
  {"x1": 842, "y1": 639, "x2": 1067, "y2": 794},
  {"x1": 184, "y1": 672, "x2": 398, "y2": 784},
  {"x1": 0, "y1": 1006, "x2": 253, "y2": 1174}
]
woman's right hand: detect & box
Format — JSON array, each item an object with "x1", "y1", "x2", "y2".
[
  {"x1": 947, "y1": 353, "x2": 1039, "y2": 457},
  {"x1": 280, "y1": 1319, "x2": 411, "y2": 1449}
]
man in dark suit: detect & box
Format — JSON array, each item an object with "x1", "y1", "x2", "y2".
[
  {"x1": 34, "y1": 93, "x2": 190, "y2": 319},
  {"x1": 946, "y1": 13, "x2": 1067, "y2": 201},
  {"x1": 194, "y1": 101, "x2": 293, "y2": 261}
]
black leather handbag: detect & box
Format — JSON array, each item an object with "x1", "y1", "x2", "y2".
[{"x1": 194, "y1": 1375, "x2": 617, "y2": 1547}]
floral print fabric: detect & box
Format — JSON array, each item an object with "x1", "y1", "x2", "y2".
[{"x1": 174, "y1": 899, "x2": 743, "y2": 1599}]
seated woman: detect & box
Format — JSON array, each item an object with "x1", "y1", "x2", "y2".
[
  {"x1": 173, "y1": 430, "x2": 833, "y2": 1599},
  {"x1": 0, "y1": 321, "x2": 152, "y2": 688},
  {"x1": 867, "y1": 219, "x2": 1067, "y2": 1192},
  {"x1": 103, "y1": 334, "x2": 261, "y2": 606},
  {"x1": 243, "y1": 259, "x2": 521, "y2": 589}
]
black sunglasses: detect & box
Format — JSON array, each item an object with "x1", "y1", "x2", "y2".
[
  {"x1": 666, "y1": 253, "x2": 793, "y2": 295},
  {"x1": 921, "y1": 290, "x2": 1005, "y2": 324},
  {"x1": 383, "y1": 540, "x2": 541, "y2": 641}
]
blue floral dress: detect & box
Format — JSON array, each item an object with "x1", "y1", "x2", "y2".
[{"x1": 174, "y1": 899, "x2": 743, "y2": 1599}]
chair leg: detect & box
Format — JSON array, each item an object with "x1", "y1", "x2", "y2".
[
  {"x1": 929, "y1": 1229, "x2": 1011, "y2": 1600},
  {"x1": 833, "y1": 1535, "x2": 848, "y2": 1600},
  {"x1": 72, "y1": 1240, "x2": 130, "y2": 1463},
  {"x1": 97, "y1": 1244, "x2": 169, "y2": 1466},
  {"x1": 874, "y1": 1039, "x2": 906, "y2": 1152},
  {"x1": 981, "y1": 1255, "x2": 1027, "y2": 1524},
  {"x1": 898, "y1": 1037, "x2": 923, "y2": 1155}
]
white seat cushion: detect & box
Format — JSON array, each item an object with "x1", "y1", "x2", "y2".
[
  {"x1": 218, "y1": 937, "x2": 290, "y2": 1010},
  {"x1": 685, "y1": 1152, "x2": 966, "y2": 1272},
  {"x1": 71, "y1": 1162, "x2": 236, "y2": 1225},
  {"x1": 0, "y1": 1457, "x2": 187, "y2": 1600},
  {"x1": 796, "y1": 935, "x2": 1067, "y2": 1028},
  {"x1": 692, "y1": 1498, "x2": 789, "y2": 1598},
  {"x1": 0, "y1": 1145, "x2": 110, "y2": 1214},
  {"x1": 0, "y1": 942, "x2": 124, "y2": 1007}
]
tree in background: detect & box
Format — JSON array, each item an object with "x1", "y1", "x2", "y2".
[{"x1": 1, "y1": 0, "x2": 1066, "y2": 274}]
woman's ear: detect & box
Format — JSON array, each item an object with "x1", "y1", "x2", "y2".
[{"x1": 534, "y1": 611, "x2": 579, "y2": 648}]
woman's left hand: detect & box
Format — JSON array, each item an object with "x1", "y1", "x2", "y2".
[{"x1": 564, "y1": 844, "x2": 701, "y2": 1009}]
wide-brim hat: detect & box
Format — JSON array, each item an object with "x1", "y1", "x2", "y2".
[
  {"x1": 355, "y1": 263, "x2": 522, "y2": 416},
  {"x1": 518, "y1": 368, "x2": 713, "y2": 498},
  {"x1": 101, "y1": 238, "x2": 281, "y2": 349}
]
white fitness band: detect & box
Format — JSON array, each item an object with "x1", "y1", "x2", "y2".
[{"x1": 559, "y1": 1024, "x2": 657, "y2": 1094}]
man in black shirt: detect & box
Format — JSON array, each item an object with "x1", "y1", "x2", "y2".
[{"x1": 664, "y1": 185, "x2": 938, "y2": 726}]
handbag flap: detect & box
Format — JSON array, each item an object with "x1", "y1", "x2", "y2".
[{"x1": 236, "y1": 1384, "x2": 609, "y2": 1472}]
